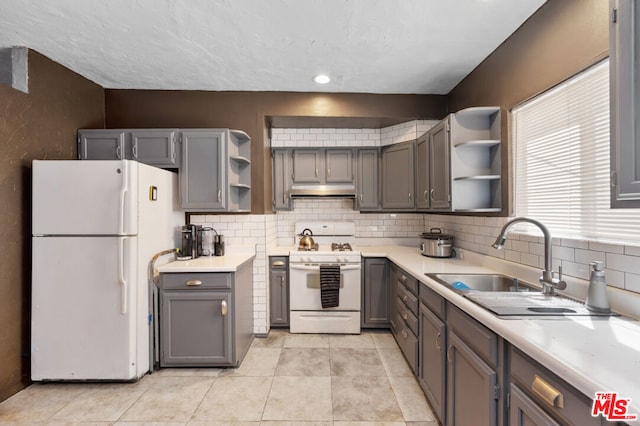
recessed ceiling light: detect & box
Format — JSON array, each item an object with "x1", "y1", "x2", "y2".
[{"x1": 313, "y1": 74, "x2": 331, "y2": 84}]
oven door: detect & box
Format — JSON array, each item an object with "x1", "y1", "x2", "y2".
[{"x1": 289, "y1": 263, "x2": 361, "y2": 311}]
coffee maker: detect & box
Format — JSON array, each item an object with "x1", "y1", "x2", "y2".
[{"x1": 177, "y1": 224, "x2": 197, "y2": 260}]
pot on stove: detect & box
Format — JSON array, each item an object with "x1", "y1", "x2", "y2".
[{"x1": 298, "y1": 228, "x2": 315, "y2": 250}]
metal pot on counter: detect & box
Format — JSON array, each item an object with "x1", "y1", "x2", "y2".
[{"x1": 420, "y1": 228, "x2": 455, "y2": 258}]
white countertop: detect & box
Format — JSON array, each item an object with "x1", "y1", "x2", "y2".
[
  {"x1": 158, "y1": 246, "x2": 256, "y2": 273},
  {"x1": 269, "y1": 244, "x2": 640, "y2": 415},
  {"x1": 359, "y1": 245, "x2": 640, "y2": 416}
]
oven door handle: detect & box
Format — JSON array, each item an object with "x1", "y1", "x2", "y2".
[{"x1": 289, "y1": 264, "x2": 361, "y2": 271}]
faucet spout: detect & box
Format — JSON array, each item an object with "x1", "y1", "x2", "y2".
[{"x1": 492, "y1": 217, "x2": 566, "y2": 295}]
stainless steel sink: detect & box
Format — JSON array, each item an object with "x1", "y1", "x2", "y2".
[
  {"x1": 425, "y1": 273, "x2": 619, "y2": 317},
  {"x1": 425, "y1": 273, "x2": 538, "y2": 293}
]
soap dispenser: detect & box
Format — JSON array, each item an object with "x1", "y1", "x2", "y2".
[{"x1": 585, "y1": 261, "x2": 610, "y2": 313}]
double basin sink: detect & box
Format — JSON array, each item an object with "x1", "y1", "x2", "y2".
[{"x1": 425, "y1": 273, "x2": 616, "y2": 317}]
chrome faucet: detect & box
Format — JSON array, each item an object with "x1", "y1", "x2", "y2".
[{"x1": 492, "y1": 217, "x2": 566, "y2": 295}]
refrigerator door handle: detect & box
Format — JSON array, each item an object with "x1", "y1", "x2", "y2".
[
  {"x1": 119, "y1": 162, "x2": 129, "y2": 235},
  {"x1": 118, "y1": 237, "x2": 128, "y2": 314}
]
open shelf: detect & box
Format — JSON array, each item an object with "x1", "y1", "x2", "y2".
[
  {"x1": 454, "y1": 139, "x2": 500, "y2": 148},
  {"x1": 454, "y1": 175, "x2": 501, "y2": 181},
  {"x1": 230, "y1": 155, "x2": 251, "y2": 165}
]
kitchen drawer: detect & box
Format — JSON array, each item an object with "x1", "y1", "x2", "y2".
[
  {"x1": 447, "y1": 304, "x2": 497, "y2": 367},
  {"x1": 396, "y1": 299, "x2": 419, "y2": 336},
  {"x1": 397, "y1": 282, "x2": 419, "y2": 315},
  {"x1": 397, "y1": 270, "x2": 418, "y2": 296},
  {"x1": 161, "y1": 272, "x2": 232, "y2": 290},
  {"x1": 394, "y1": 314, "x2": 418, "y2": 374},
  {"x1": 419, "y1": 282, "x2": 446, "y2": 320},
  {"x1": 510, "y1": 347, "x2": 601, "y2": 426}
]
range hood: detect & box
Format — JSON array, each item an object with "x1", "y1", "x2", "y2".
[{"x1": 289, "y1": 184, "x2": 356, "y2": 198}]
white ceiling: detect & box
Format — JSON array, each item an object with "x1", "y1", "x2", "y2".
[{"x1": 0, "y1": 0, "x2": 546, "y2": 94}]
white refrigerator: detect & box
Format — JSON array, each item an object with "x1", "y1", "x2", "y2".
[{"x1": 31, "y1": 160, "x2": 182, "y2": 381}]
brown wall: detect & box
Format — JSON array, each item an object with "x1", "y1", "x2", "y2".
[
  {"x1": 0, "y1": 51, "x2": 104, "y2": 402},
  {"x1": 447, "y1": 0, "x2": 609, "y2": 214},
  {"x1": 105, "y1": 91, "x2": 447, "y2": 213}
]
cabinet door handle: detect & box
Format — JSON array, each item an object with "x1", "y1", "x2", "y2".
[
  {"x1": 409, "y1": 192, "x2": 412, "y2": 202},
  {"x1": 360, "y1": 193, "x2": 363, "y2": 203},
  {"x1": 217, "y1": 189, "x2": 222, "y2": 202},
  {"x1": 402, "y1": 313, "x2": 408, "y2": 320},
  {"x1": 131, "y1": 142, "x2": 138, "y2": 158},
  {"x1": 186, "y1": 279, "x2": 202, "y2": 286},
  {"x1": 447, "y1": 345, "x2": 452, "y2": 363},
  {"x1": 430, "y1": 188, "x2": 435, "y2": 201},
  {"x1": 532, "y1": 375, "x2": 564, "y2": 408},
  {"x1": 272, "y1": 260, "x2": 285, "y2": 267},
  {"x1": 424, "y1": 190, "x2": 428, "y2": 201},
  {"x1": 116, "y1": 145, "x2": 122, "y2": 159},
  {"x1": 280, "y1": 276, "x2": 285, "y2": 287},
  {"x1": 221, "y1": 300, "x2": 228, "y2": 317},
  {"x1": 315, "y1": 168, "x2": 318, "y2": 177},
  {"x1": 327, "y1": 167, "x2": 331, "y2": 177},
  {"x1": 435, "y1": 332, "x2": 441, "y2": 350}
]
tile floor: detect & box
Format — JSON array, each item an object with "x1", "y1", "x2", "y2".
[{"x1": 0, "y1": 330, "x2": 437, "y2": 425}]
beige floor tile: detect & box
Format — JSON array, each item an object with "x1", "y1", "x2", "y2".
[
  {"x1": 388, "y1": 376, "x2": 436, "y2": 422},
  {"x1": 50, "y1": 382, "x2": 147, "y2": 422},
  {"x1": 262, "y1": 376, "x2": 332, "y2": 421},
  {"x1": 330, "y1": 348, "x2": 386, "y2": 377},
  {"x1": 192, "y1": 376, "x2": 272, "y2": 422},
  {"x1": 115, "y1": 422, "x2": 187, "y2": 426},
  {"x1": 219, "y1": 347, "x2": 281, "y2": 377},
  {"x1": 332, "y1": 376, "x2": 403, "y2": 422},
  {"x1": 377, "y1": 348, "x2": 414, "y2": 377},
  {"x1": 260, "y1": 422, "x2": 332, "y2": 425},
  {"x1": 334, "y1": 422, "x2": 406, "y2": 426},
  {"x1": 275, "y1": 348, "x2": 330, "y2": 376},
  {"x1": 282, "y1": 334, "x2": 330, "y2": 348},
  {"x1": 119, "y1": 376, "x2": 213, "y2": 422},
  {"x1": 251, "y1": 329, "x2": 288, "y2": 348},
  {"x1": 371, "y1": 333, "x2": 399, "y2": 349},
  {"x1": 0, "y1": 383, "x2": 88, "y2": 423},
  {"x1": 189, "y1": 422, "x2": 259, "y2": 426},
  {"x1": 329, "y1": 334, "x2": 376, "y2": 349},
  {"x1": 405, "y1": 422, "x2": 439, "y2": 426}
]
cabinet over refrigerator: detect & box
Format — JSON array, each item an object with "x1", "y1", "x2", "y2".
[{"x1": 31, "y1": 160, "x2": 182, "y2": 381}]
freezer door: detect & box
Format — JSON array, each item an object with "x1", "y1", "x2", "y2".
[
  {"x1": 32, "y1": 160, "x2": 138, "y2": 236},
  {"x1": 31, "y1": 236, "x2": 143, "y2": 380}
]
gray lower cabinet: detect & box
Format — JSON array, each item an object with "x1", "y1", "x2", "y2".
[
  {"x1": 446, "y1": 305, "x2": 500, "y2": 426},
  {"x1": 509, "y1": 347, "x2": 605, "y2": 426},
  {"x1": 356, "y1": 148, "x2": 380, "y2": 210},
  {"x1": 159, "y1": 265, "x2": 254, "y2": 367},
  {"x1": 418, "y1": 283, "x2": 447, "y2": 425},
  {"x1": 272, "y1": 149, "x2": 292, "y2": 211},
  {"x1": 180, "y1": 130, "x2": 226, "y2": 210},
  {"x1": 391, "y1": 266, "x2": 419, "y2": 374},
  {"x1": 381, "y1": 141, "x2": 415, "y2": 210},
  {"x1": 269, "y1": 256, "x2": 289, "y2": 327},
  {"x1": 361, "y1": 258, "x2": 389, "y2": 328}
]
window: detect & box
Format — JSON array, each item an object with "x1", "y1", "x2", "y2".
[{"x1": 513, "y1": 59, "x2": 640, "y2": 243}]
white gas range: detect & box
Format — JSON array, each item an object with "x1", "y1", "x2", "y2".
[{"x1": 288, "y1": 222, "x2": 361, "y2": 334}]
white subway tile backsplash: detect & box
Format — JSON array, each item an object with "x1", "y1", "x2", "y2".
[
  {"x1": 625, "y1": 273, "x2": 640, "y2": 292},
  {"x1": 606, "y1": 253, "x2": 640, "y2": 275},
  {"x1": 590, "y1": 241, "x2": 625, "y2": 254}
]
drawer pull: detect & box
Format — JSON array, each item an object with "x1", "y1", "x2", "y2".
[
  {"x1": 402, "y1": 313, "x2": 408, "y2": 320},
  {"x1": 272, "y1": 260, "x2": 285, "y2": 267},
  {"x1": 221, "y1": 300, "x2": 228, "y2": 317},
  {"x1": 401, "y1": 330, "x2": 408, "y2": 339},
  {"x1": 532, "y1": 375, "x2": 564, "y2": 408},
  {"x1": 186, "y1": 279, "x2": 202, "y2": 286},
  {"x1": 447, "y1": 345, "x2": 452, "y2": 363},
  {"x1": 400, "y1": 275, "x2": 407, "y2": 283},
  {"x1": 435, "y1": 332, "x2": 441, "y2": 350},
  {"x1": 402, "y1": 295, "x2": 408, "y2": 302}
]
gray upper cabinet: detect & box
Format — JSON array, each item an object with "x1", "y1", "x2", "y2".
[
  {"x1": 130, "y1": 129, "x2": 178, "y2": 167},
  {"x1": 610, "y1": 0, "x2": 640, "y2": 207},
  {"x1": 292, "y1": 149, "x2": 323, "y2": 183},
  {"x1": 429, "y1": 120, "x2": 451, "y2": 211},
  {"x1": 78, "y1": 130, "x2": 126, "y2": 160},
  {"x1": 415, "y1": 133, "x2": 430, "y2": 210},
  {"x1": 381, "y1": 141, "x2": 415, "y2": 210},
  {"x1": 272, "y1": 148, "x2": 292, "y2": 211},
  {"x1": 325, "y1": 149, "x2": 354, "y2": 183},
  {"x1": 356, "y1": 148, "x2": 380, "y2": 210},
  {"x1": 180, "y1": 130, "x2": 226, "y2": 210}
]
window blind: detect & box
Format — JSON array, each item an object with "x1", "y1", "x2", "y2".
[{"x1": 513, "y1": 59, "x2": 640, "y2": 243}]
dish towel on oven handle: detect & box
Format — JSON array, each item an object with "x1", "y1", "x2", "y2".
[{"x1": 319, "y1": 264, "x2": 341, "y2": 308}]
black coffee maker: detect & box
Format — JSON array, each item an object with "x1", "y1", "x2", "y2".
[{"x1": 177, "y1": 224, "x2": 197, "y2": 260}]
